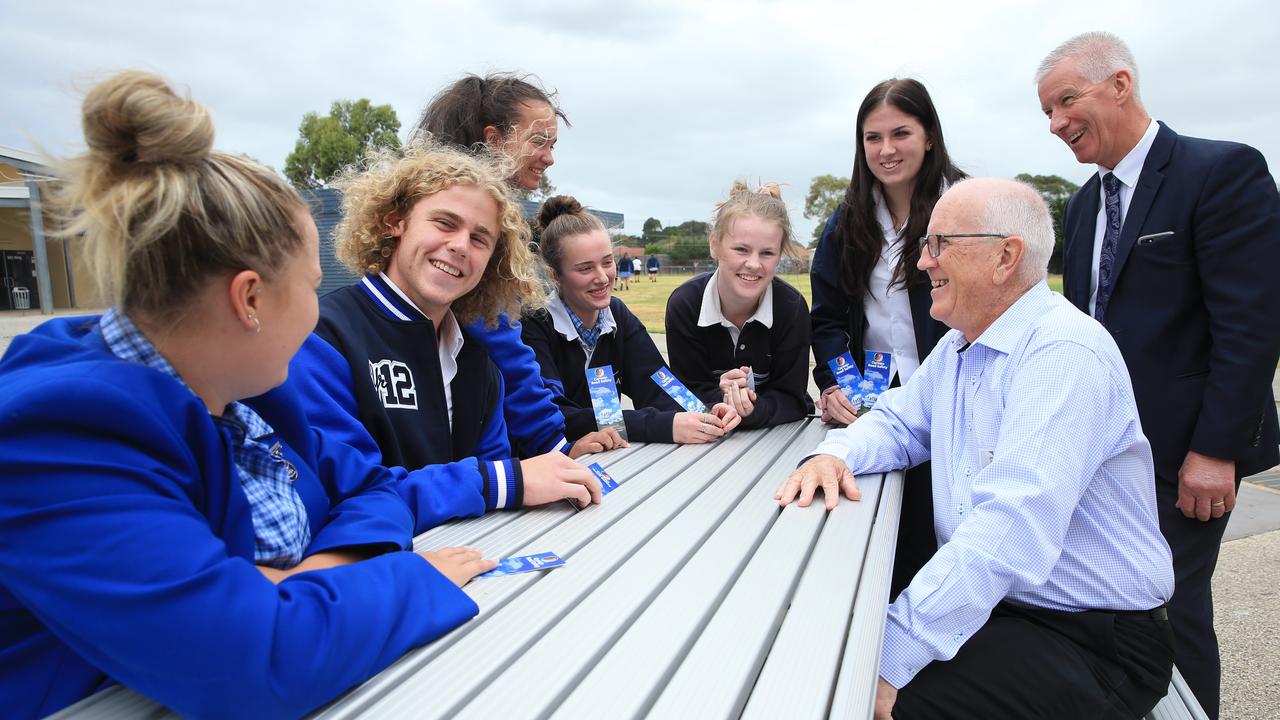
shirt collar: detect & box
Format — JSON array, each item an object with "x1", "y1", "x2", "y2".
[
  {"x1": 697, "y1": 269, "x2": 774, "y2": 329},
  {"x1": 360, "y1": 272, "x2": 430, "y2": 322},
  {"x1": 969, "y1": 282, "x2": 1056, "y2": 354},
  {"x1": 546, "y1": 290, "x2": 617, "y2": 342},
  {"x1": 1097, "y1": 118, "x2": 1159, "y2": 189},
  {"x1": 99, "y1": 306, "x2": 274, "y2": 436},
  {"x1": 436, "y1": 309, "x2": 465, "y2": 363},
  {"x1": 872, "y1": 185, "x2": 906, "y2": 238}
]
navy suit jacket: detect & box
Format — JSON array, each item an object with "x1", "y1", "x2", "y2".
[{"x1": 1062, "y1": 122, "x2": 1280, "y2": 485}]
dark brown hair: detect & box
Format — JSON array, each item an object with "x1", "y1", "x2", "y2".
[
  {"x1": 412, "y1": 72, "x2": 570, "y2": 151},
  {"x1": 835, "y1": 78, "x2": 965, "y2": 300},
  {"x1": 535, "y1": 195, "x2": 605, "y2": 277}
]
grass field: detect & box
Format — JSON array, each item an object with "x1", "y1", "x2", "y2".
[{"x1": 617, "y1": 272, "x2": 1064, "y2": 330}]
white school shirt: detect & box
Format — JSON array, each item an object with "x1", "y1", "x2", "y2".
[
  {"x1": 696, "y1": 269, "x2": 774, "y2": 347},
  {"x1": 1088, "y1": 118, "x2": 1160, "y2": 315},
  {"x1": 863, "y1": 188, "x2": 921, "y2": 383},
  {"x1": 378, "y1": 272, "x2": 465, "y2": 430}
]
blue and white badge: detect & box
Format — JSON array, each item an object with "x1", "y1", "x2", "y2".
[
  {"x1": 587, "y1": 365, "x2": 628, "y2": 440},
  {"x1": 476, "y1": 551, "x2": 565, "y2": 579},
  {"x1": 651, "y1": 367, "x2": 707, "y2": 413},
  {"x1": 827, "y1": 352, "x2": 864, "y2": 408},
  {"x1": 862, "y1": 351, "x2": 893, "y2": 410}
]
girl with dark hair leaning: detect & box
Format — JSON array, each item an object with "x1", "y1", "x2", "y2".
[
  {"x1": 664, "y1": 182, "x2": 815, "y2": 430},
  {"x1": 411, "y1": 72, "x2": 625, "y2": 458},
  {"x1": 522, "y1": 196, "x2": 741, "y2": 444},
  {"x1": 810, "y1": 78, "x2": 966, "y2": 597},
  {"x1": 0, "y1": 71, "x2": 492, "y2": 719}
]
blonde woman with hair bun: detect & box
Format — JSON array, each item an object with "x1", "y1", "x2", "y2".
[
  {"x1": 664, "y1": 180, "x2": 814, "y2": 430},
  {"x1": 520, "y1": 195, "x2": 740, "y2": 445},
  {"x1": 0, "y1": 71, "x2": 494, "y2": 718}
]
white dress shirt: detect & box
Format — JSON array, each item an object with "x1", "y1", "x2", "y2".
[
  {"x1": 1088, "y1": 118, "x2": 1160, "y2": 315},
  {"x1": 696, "y1": 269, "x2": 773, "y2": 348},
  {"x1": 810, "y1": 282, "x2": 1174, "y2": 688},
  {"x1": 863, "y1": 188, "x2": 921, "y2": 383}
]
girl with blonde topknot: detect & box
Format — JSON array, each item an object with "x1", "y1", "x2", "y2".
[
  {"x1": 287, "y1": 141, "x2": 604, "y2": 535},
  {"x1": 0, "y1": 71, "x2": 494, "y2": 719},
  {"x1": 664, "y1": 181, "x2": 815, "y2": 430},
  {"x1": 521, "y1": 196, "x2": 741, "y2": 444}
]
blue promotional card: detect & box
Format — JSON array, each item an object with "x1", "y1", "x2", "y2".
[
  {"x1": 862, "y1": 351, "x2": 893, "y2": 410},
  {"x1": 746, "y1": 365, "x2": 757, "y2": 392},
  {"x1": 588, "y1": 462, "x2": 619, "y2": 495},
  {"x1": 827, "y1": 352, "x2": 864, "y2": 408},
  {"x1": 568, "y1": 462, "x2": 620, "y2": 511},
  {"x1": 587, "y1": 364, "x2": 628, "y2": 440},
  {"x1": 651, "y1": 367, "x2": 707, "y2": 413},
  {"x1": 476, "y1": 551, "x2": 565, "y2": 579}
]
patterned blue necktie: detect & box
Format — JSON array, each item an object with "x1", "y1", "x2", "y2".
[{"x1": 1094, "y1": 172, "x2": 1123, "y2": 323}]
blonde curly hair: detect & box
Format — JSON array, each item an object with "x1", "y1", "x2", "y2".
[{"x1": 334, "y1": 139, "x2": 545, "y2": 327}]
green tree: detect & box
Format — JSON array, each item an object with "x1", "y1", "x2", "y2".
[
  {"x1": 512, "y1": 173, "x2": 557, "y2": 203},
  {"x1": 803, "y1": 174, "x2": 849, "y2": 245},
  {"x1": 642, "y1": 217, "x2": 664, "y2": 243},
  {"x1": 1014, "y1": 173, "x2": 1080, "y2": 274},
  {"x1": 284, "y1": 99, "x2": 401, "y2": 190}
]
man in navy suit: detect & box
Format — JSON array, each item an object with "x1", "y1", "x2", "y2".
[{"x1": 1037, "y1": 31, "x2": 1280, "y2": 718}]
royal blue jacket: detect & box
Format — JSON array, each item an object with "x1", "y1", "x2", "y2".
[{"x1": 0, "y1": 316, "x2": 477, "y2": 719}]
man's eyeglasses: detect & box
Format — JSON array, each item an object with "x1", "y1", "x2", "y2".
[{"x1": 918, "y1": 233, "x2": 1008, "y2": 258}]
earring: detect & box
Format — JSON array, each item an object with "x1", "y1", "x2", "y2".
[
  {"x1": 926, "y1": 142, "x2": 933, "y2": 151},
  {"x1": 248, "y1": 314, "x2": 261, "y2": 334}
]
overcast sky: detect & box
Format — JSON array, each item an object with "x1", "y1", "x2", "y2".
[{"x1": 3, "y1": 0, "x2": 1277, "y2": 238}]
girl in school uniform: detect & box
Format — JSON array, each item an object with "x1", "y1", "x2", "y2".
[
  {"x1": 288, "y1": 142, "x2": 603, "y2": 535},
  {"x1": 521, "y1": 196, "x2": 740, "y2": 444},
  {"x1": 411, "y1": 73, "x2": 625, "y2": 459},
  {"x1": 665, "y1": 182, "x2": 815, "y2": 430},
  {"x1": 0, "y1": 71, "x2": 492, "y2": 719},
  {"x1": 809, "y1": 78, "x2": 966, "y2": 597}
]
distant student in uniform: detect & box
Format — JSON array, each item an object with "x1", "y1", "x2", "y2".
[
  {"x1": 0, "y1": 71, "x2": 492, "y2": 719},
  {"x1": 521, "y1": 196, "x2": 741, "y2": 444},
  {"x1": 288, "y1": 141, "x2": 601, "y2": 535},
  {"x1": 647, "y1": 253, "x2": 660, "y2": 281},
  {"x1": 665, "y1": 181, "x2": 814, "y2": 430}
]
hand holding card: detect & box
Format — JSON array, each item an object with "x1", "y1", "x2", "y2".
[{"x1": 476, "y1": 551, "x2": 566, "y2": 579}]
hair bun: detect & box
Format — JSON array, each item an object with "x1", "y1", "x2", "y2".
[
  {"x1": 81, "y1": 70, "x2": 214, "y2": 167},
  {"x1": 536, "y1": 195, "x2": 584, "y2": 230}
]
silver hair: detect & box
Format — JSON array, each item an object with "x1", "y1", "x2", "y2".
[
  {"x1": 1035, "y1": 31, "x2": 1141, "y2": 100},
  {"x1": 981, "y1": 181, "x2": 1055, "y2": 282}
]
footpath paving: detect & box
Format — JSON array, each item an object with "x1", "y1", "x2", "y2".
[{"x1": 2, "y1": 313, "x2": 1277, "y2": 716}]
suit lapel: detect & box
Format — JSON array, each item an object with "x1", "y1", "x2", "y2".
[
  {"x1": 1065, "y1": 176, "x2": 1099, "y2": 312},
  {"x1": 1113, "y1": 123, "x2": 1174, "y2": 281}
]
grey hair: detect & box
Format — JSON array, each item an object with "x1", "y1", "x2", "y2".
[
  {"x1": 980, "y1": 180, "x2": 1055, "y2": 282},
  {"x1": 1035, "y1": 31, "x2": 1141, "y2": 101}
]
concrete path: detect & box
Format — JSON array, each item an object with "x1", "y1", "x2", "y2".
[{"x1": 2, "y1": 313, "x2": 1278, "y2": 716}]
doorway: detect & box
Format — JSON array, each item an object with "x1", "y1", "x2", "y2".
[{"x1": 1, "y1": 251, "x2": 38, "y2": 310}]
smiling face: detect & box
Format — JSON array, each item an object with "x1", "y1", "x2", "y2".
[
  {"x1": 711, "y1": 213, "x2": 784, "y2": 308},
  {"x1": 498, "y1": 100, "x2": 558, "y2": 191},
  {"x1": 554, "y1": 228, "x2": 615, "y2": 320},
  {"x1": 384, "y1": 184, "x2": 498, "y2": 326},
  {"x1": 1037, "y1": 57, "x2": 1130, "y2": 168},
  {"x1": 862, "y1": 102, "x2": 929, "y2": 194},
  {"x1": 917, "y1": 189, "x2": 1004, "y2": 340}
]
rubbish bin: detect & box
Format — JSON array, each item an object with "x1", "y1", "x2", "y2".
[{"x1": 12, "y1": 286, "x2": 30, "y2": 310}]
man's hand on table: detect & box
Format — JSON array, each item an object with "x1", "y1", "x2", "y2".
[
  {"x1": 773, "y1": 454, "x2": 862, "y2": 510},
  {"x1": 873, "y1": 676, "x2": 897, "y2": 719}
]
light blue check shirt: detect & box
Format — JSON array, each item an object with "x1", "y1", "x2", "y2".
[
  {"x1": 99, "y1": 308, "x2": 311, "y2": 569},
  {"x1": 811, "y1": 282, "x2": 1174, "y2": 689}
]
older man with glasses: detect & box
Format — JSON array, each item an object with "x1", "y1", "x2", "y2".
[{"x1": 777, "y1": 177, "x2": 1175, "y2": 719}]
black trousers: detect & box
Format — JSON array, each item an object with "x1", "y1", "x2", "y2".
[
  {"x1": 1155, "y1": 479, "x2": 1236, "y2": 720},
  {"x1": 891, "y1": 462, "x2": 936, "y2": 599},
  {"x1": 893, "y1": 602, "x2": 1174, "y2": 720}
]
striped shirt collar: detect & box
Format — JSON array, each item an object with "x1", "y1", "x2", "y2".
[
  {"x1": 360, "y1": 272, "x2": 431, "y2": 322},
  {"x1": 547, "y1": 290, "x2": 617, "y2": 343},
  {"x1": 964, "y1": 281, "x2": 1055, "y2": 355}
]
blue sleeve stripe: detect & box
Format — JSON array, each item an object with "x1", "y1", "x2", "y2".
[{"x1": 493, "y1": 460, "x2": 508, "y2": 509}]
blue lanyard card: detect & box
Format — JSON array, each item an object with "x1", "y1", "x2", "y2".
[
  {"x1": 862, "y1": 351, "x2": 893, "y2": 410},
  {"x1": 651, "y1": 367, "x2": 707, "y2": 413},
  {"x1": 587, "y1": 364, "x2": 628, "y2": 440},
  {"x1": 567, "y1": 462, "x2": 620, "y2": 511},
  {"x1": 476, "y1": 551, "x2": 565, "y2": 579},
  {"x1": 746, "y1": 365, "x2": 757, "y2": 392},
  {"x1": 827, "y1": 352, "x2": 864, "y2": 407}
]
